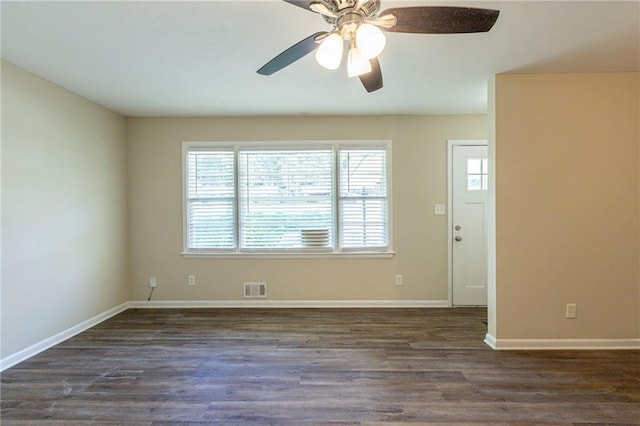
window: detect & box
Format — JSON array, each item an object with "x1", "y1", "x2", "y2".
[
  {"x1": 339, "y1": 149, "x2": 388, "y2": 248},
  {"x1": 185, "y1": 150, "x2": 235, "y2": 249},
  {"x1": 467, "y1": 158, "x2": 488, "y2": 191},
  {"x1": 238, "y1": 149, "x2": 334, "y2": 250},
  {"x1": 183, "y1": 141, "x2": 391, "y2": 256}
]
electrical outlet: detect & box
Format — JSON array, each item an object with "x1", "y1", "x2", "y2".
[
  {"x1": 188, "y1": 275, "x2": 196, "y2": 286},
  {"x1": 565, "y1": 303, "x2": 577, "y2": 319},
  {"x1": 395, "y1": 274, "x2": 403, "y2": 286},
  {"x1": 149, "y1": 277, "x2": 157, "y2": 288}
]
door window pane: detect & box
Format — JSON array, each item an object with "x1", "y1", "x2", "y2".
[{"x1": 467, "y1": 158, "x2": 488, "y2": 191}]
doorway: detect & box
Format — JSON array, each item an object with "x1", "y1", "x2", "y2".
[{"x1": 447, "y1": 141, "x2": 488, "y2": 306}]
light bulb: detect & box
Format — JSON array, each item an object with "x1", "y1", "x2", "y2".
[
  {"x1": 347, "y1": 47, "x2": 372, "y2": 78},
  {"x1": 356, "y1": 23, "x2": 386, "y2": 59},
  {"x1": 315, "y1": 33, "x2": 344, "y2": 70}
]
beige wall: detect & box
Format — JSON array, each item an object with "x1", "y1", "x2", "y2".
[
  {"x1": 127, "y1": 115, "x2": 487, "y2": 302},
  {"x1": 493, "y1": 72, "x2": 640, "y2": 339},
  {"x1": 3, "y1": 60, "x2": 637, "y2": 361},
  {"x1": 1, "y1": 61, "x2": 129, "y2": 358}
]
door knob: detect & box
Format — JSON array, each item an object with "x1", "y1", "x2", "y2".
[{"x1": 455, "y1": 236, "x2": 462, "y2": 242}]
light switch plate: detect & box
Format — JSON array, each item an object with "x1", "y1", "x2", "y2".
[
  {"x1": 435, "y1": 204, "x2": 446, "y2": 215},
  {"x1": 565, "y1": 303, "x2": 577, "y2": 319}
]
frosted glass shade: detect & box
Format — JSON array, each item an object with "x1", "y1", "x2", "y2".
[
  {"x1": 347, "y1": 47, "x2": 372, "y2": 77},
  {"x1": 315, "y1": 33, "x2": 344, "y2": 70},
  {"x1": 356, "y1": 23, "x2": 386, "y2": 59}
]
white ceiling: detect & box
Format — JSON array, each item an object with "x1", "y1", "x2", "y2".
[{"x1": 2, "y1": 1, "x2": 638, "y2": 117}]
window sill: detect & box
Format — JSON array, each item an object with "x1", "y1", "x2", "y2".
[{"x1": 181, "y1": 251, "x2": 395, "y2": 259}]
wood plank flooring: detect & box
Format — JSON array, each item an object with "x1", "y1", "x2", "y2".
[{"x1": 1, "y1": 308, "x2": 639, "y2": 425}]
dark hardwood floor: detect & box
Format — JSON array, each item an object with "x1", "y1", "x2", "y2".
[{"x1": 1, "y1": 308, "x2": 639, "y2": 425}]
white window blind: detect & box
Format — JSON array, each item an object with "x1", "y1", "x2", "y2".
[
  {"x1": 339, "y1": 148, "x2": 388, "y2": 249},
  {"x1": 238, "y1": 149, "x2": 333, "y2": 250},
  {"x1": 186, "y1": 150, "x2": 235, "y2": 249},
  {"x1": 183, "y1": 142, "x2": 391, "y2": 255}
]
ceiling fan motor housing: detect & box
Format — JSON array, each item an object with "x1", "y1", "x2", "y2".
[{"x1": 320, "y1": 0, "x2": 381, "y2": 26}]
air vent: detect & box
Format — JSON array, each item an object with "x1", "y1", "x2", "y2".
[
  {"x1": 244, "y1": 282, "x2": 267, "y2": 298},
  {"x1": 301, "y1": 229, "x2": 330, "y2": 247}
]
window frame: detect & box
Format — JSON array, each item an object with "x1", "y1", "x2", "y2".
[
  {"x1": 182, "y1": 140, "x2": 393, "y2": 258},
  {"x1": 183, "y1": 146, "x2": 238, "y2": 253},
  {"x1": 337, "y1": 146, "x2": 391, "y2": 252}
]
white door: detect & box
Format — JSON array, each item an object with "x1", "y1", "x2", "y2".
[{"x1": 452, "y1": 145, "x2": 488, "y2": 306}]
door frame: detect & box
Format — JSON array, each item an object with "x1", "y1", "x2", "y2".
[{"x1": 447, "y1": 139, "x2": 488, "y2": 307}]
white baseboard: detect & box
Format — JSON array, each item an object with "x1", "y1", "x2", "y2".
[
  {"x1": 1, "y1": 299, "x2": 446, "y2": 370},
  {"x1": 0, "y1": 302, "x2": 130, "y2": 372},
  {"x1": 485, "y1": 333, "x2": 640, "y2": 350},
  {"x1": 129, "y1": 299, "x2": 450, "y2": 309},
  {"x1": 6, "y1": 303, "x2": 637, "y2": 372},
  {"x1": 484, "y1": 333, "x2": 497, "y2": 349}
]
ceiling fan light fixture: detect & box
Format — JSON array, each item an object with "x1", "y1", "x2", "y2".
[
  {"x1": 259, "y1": 2, "x2": 500, "y2": 93},
  {"x1": 347, "y1": 46, "x2": 372, "y2": 77},
  {"x1": 315, "y1": 33, "x2": 344, "y2": 70},
  {"x1": 355, "y1": 23, "x2": 386, "y2": 59}
]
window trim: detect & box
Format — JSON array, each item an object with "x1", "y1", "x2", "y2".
[{"x1": 181, "y1": 140, "x2": 393, "y2": 258}]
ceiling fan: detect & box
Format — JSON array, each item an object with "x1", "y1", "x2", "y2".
[{"x1": 257, "y1": 0, "x2": 499, "y2": 92}]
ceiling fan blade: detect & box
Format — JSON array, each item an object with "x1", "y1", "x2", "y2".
[
  {"x1": 257, "y1": 32, "x2": 328, "y2": 76},
  {"x1": 359, "y1": 58, "x2": 383, "y2": 93},
  {"x1": 380, "y1": 7, "x2": 499, "y2": 34},
  {"x1": 365, "y1": 14, "x2": 397, "y2": 29},
  {"x1": 281, "y1": 0, "x2": 313, "y2": 11}
]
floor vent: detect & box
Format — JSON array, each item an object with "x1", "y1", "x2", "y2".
[{"x1": 244, "y1": 282, "x2": 267, "y2": 298}]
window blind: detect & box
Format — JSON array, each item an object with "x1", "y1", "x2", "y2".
[
  {"x1": 183, "y1": 142, "x2": 391, "y2": 254},
  {"x1": 186, "y1": 150, "x2": 235, "y2": 249},
  {"x1": 339, "y1": 148, "x2": 388, "y2": 249},
  {"x1": 238, "y1": 149, "x2": 334, "y2": 250}
]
